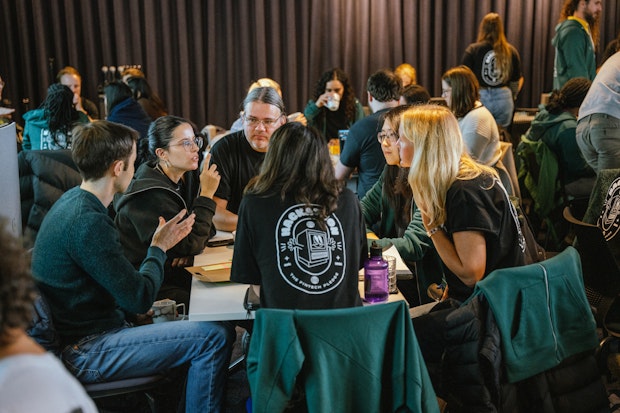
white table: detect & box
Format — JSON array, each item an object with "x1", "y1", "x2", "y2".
[
  {"x1": 189, "y1": 245, "x2": 250, "y2": 322},
  {"x1": 188, "y1": 244, "x2": 409, "y2": 322}
]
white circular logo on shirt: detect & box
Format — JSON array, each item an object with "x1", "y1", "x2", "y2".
[
  {"x1": 276, "y1": 204, "x2": 346, "y2": 294},
  {"x1": 481, "y1": 50, "x2": 502, "y2": 86},
  {"x1": 599, "y1": 177, "x2": 620, "y2": 241}
]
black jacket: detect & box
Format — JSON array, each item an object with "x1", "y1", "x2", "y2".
[
  {"x1": 18, "y1": 149, "x2": 81, "y2": 248},
  {"x1": 441, "y1": 295, "x2": 608, "y2": 413},
  {"x1": 114, "y1": 161, "x2": 216, "y2": 281}
]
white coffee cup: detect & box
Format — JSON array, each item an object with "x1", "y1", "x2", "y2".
[
  {"x1": 326, "y1": 93, "x2": 341, "y2": 111},
  {"x1": 151, "y1": 298, "x2": 186, "y2": 323}
]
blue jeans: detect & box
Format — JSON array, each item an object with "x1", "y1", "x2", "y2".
[
  {"x1": 480, "y1": 87, "x2": 514, "y2": 128},
  {"x1": 61, "y1": 320, "x2": 235, "y2": 413},
  {"x1": 576, "y1": 113, "x2": 620, "y2": 174}
]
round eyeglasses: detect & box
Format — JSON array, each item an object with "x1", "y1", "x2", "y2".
[{"x1": 169, "y1": 136, "x2": 204, "y2": 151}]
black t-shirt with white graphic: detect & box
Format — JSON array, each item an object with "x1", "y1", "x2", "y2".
[
  {"x1": 462, "y1": 41, "x2": 522, "y2": 88},
  {"x1": 231, "y1": 188, "x2": 366, "y2": 309}
]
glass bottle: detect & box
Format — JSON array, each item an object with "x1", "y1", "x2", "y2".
[{"x1": 364, "y1": 242, "x2": 389, "y2": 303}]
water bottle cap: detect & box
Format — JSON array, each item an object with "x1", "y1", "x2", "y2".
[{"x1": 370, "y1": 241, "x2": 383, "y2": 257}]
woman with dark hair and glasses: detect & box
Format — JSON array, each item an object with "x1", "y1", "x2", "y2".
[
  {"x1": 230, "y1": 122, "x2": 366, "y2": 309},
  {"x1": 115, "y1": 115, "x2": 221, "y2": 306},
  {"x1": 361, "y1": 105, "x2": 444, "y2": 305}
]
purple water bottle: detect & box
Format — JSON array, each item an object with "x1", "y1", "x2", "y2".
[{"x1": 364, "y1": 242, "x2": 389, "y2": 303}]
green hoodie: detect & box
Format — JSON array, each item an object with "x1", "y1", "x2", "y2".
[
  {"x1": 22, "y1": 108, "x2": 88, "y2": 151},
  {"x1": 525, "y1": 106, "x2": 594, "y2": 184},
  {"x1": 552, "y1": 19, "x2": 596, "y2": 89}
]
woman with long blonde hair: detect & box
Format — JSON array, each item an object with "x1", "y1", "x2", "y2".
[
  {"x1": 462, "y1": 12, "x2": 523, "y2": 127},
  {"x1": 398, "y1": 104, "x2": 524, "y2": 302}
]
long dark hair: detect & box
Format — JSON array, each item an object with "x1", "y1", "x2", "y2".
[
  {"x1": 312, "y1": 68, "x2": 358, "y2": 124},
  {"x1": 126, "y1": 76, "x2": 167, "y2": 113},
  {"x1": 477, "y1": 13, "x2": 512, "y2": 84},
  {"x1": 381, "y1": 105, "x2": 413, "y2": 232},
  {"x1": 42, "y1": 83, "x2": 80, "y2": 147},
  {"x1": 104, "y1": 81, "x2": 133, "y2": 115},
  {"x1": 246, "y1": 122, "x2": 343, "y2": 223}
]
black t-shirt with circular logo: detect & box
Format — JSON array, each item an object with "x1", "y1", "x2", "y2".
[{"x1": 231, "y1": 189, "x2": 366, "y2": 309}]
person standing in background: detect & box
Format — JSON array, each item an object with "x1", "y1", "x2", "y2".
[
  {"x1": 575, "y1": 52, "x2": 620, "y2": 174},
  {"x1": 552, "y1": 0, "x2": 603, "y2": 90},
  {"x1": 462, "y1": 12, "x2": 523, "y2": 128},
  {"x1": 57, "y1": 66, "x2": 99, "y2": 120}
]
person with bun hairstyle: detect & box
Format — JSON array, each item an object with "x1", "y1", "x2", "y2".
[
  {"x1": 524, "y1": 77, "x2": 594, "y2": 196},
  {"x1": 115, "y1": 115, "x2": 220, "y2": 307}
]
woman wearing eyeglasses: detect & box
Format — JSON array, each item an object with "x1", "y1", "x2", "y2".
[
  {"x1": 360, "y1": 105, "x2": 443, "y2": 305},
  {"x1": 114, "y1": 115, "x2": 220, "y2": 306}
]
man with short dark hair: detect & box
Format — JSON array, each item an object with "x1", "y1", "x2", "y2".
[
  {"x1": 552, "y1": 0, "x2": 603, "y2": 89},
  {"x1": 209, "y1": 87, "x2": 287, "y2": 231},
  {"x1": 32, "y1": 120, "x2": 234, "y2": 412},
  {"x1": 335, "y1": 69, "x2": 401, "y2": 199}
]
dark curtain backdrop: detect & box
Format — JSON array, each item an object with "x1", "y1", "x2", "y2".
[{"x1": 1, "y1": 0, "x2": 618, "y2": 130}]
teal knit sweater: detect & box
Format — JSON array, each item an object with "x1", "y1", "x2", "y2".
[{"x1": 32, "y1": 187, "x2": 166, "y2": 343}]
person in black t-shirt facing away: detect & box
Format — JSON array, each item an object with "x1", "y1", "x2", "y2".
[{"x1": 230, "y1": 122, "x2": 366, "y2": 309}]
